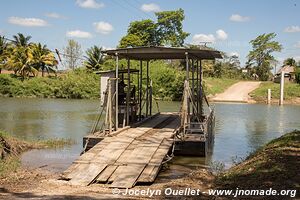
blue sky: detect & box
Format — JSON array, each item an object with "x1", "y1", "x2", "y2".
[{"x1": 0, "y1": 0, "x2": 300, "y2": 69}]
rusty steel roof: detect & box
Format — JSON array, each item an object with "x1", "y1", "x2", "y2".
[{"x1": 102, "y1": 46, "x2": 222, "y2": 60}]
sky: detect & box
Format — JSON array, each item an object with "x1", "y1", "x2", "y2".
[{"x1": 0, "y1": 0, "x2": 300, "y2": 70}]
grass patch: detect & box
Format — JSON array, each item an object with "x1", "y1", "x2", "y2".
[
  {"x1": 34, "y1": 138, "x2": 74, "y2": 148},
  {"x1": 0, "y1": 156, "x2": 20, "y2": 178},
  {"x1": 203, "y1": 77, "x2": 239, "y2": 95},
  {"x1": 215, "y1": 130, "x2": 300, "y2": 192},
  {"x1": 250, "y1": 81, "x2": 300, "y2": 101}
]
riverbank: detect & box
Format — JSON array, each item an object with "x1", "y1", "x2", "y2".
[
  {"x1": 250, "y1": 81, "x2": 300, "y2": 105},
  {"x1": 1, "y1": 130, "x2": 298, "y2": 199},
  {"x1": 0, "y1": 130, "x2": 73, "y2": 180}
]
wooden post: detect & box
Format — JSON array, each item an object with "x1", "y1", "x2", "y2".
[
  {"x1": 185, "y1": 52, "x2": 190, "y2": 123},
  {"x1": 267, "y1": 89, "x2": 271, "y2": 104},
  {"x1": 146, "y1": 61, "x2": 149, "y2": 117},
  {"x1": 115, "y1": 53, "x2": 119, "y2": 130},
  {"x1": 139, "y1": 60, "x2": 142, "y2": 120},
  {"x1": 126, "y1": 59, "x2": 131, "y2": 125},
  {"x1": 196, "y1": 60, "x2": 199, "y2": 116},
  {"x1": 108, "y1": 79, "x2": 112, "y2": 134},
  {"x1": 279, "y1": 72, "x2": 284, "y2": 105},
  {"x1": 150, "y1": 79, "x2": 152, "y2": 116},
  {"x1": 199, "y1": 59, "x2": 203, "y2": 116},
  {"x1": 191, "y1": 59, "x2": 195, "y2": 116}
]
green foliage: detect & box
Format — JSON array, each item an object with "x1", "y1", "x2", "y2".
[
  {"x1": 283, "y1": 57, "x2": 297, "y2": 66},
  {"x1": 295, "y1": 67, "x2": 300, "y2": 84},
  {"x1": 12, "y1": 33, "x2": 31, "y2": 47},
  {"x1": 156, "y1": 8, "x2": 190, "y2": 47},
  {"x1": 84, "y1": 45, "x2": 104, "y2": 71},
  {"x1": 119, "y1": 20, "x2": 158, "y2": 48},
  {"x1": 247, "y1": 33, "x2": 282, "y2": 81},
  {"x1": 150, "y1": 61, "x2": 185, "y2": 100},
  {"x1": 119, "y1": 9, "x2": 189, "y2": 48},
  {"x1": 0, "y1": 69, "x2": 99, "y2": 99}
]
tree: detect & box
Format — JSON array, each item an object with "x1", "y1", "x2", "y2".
[
  {"x1": 63, "y1": 40, "x2": 82, "y2": 70},
  {"x1": 156, "y1": 9, "x2": 190, "y2": 47},
  {"x1": 119, "y1": 20, "x2": 158, "y2": 48},
  {"x1": 283, "y1": 57, "x2": 296, "y2": 66},
  {"x1": 31, "y1": 43, "x2": 58, "y2": 77},
  {"x1": 119, "y1": 9, "x2": 189, "y2": 48},
  {"x1": 247, "y1": 33, "x2": 282, "y2": 81},
  {"x1": 6, "y1": 46, "x2": 37, "y2": 78},
  {"x1": 0, "y1": 36, "x2": 9, "y2": 74},
  {"x1": 84, "y1": 45, "x2": 104, "y2": 71},
  {"x1": 12, "y1": 33, "x2": 32, "y2": 47}
]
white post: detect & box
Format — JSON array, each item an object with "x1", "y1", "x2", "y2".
[
  {"x1": 279, "y1": 72, "x2": 284, "y2": 105},
  {"x1": 267, "y1": 89, "x2": 271, "y2": 104}
]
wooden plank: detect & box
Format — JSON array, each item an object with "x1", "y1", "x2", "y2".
[
  {"x1": 67, "y1": 137, "x2": 134, "y2": 186},
  {"x1": 110, "y1": 164, "x2": 147, "y2": 188},
  {"x1": 96, "y1": 165, "x2": 118, "y2": 183},
  {"x1": 69, "y1": 163, "x2": 107, "y2": 186},
  {"x1": 138, "y1": 165, "x2": 160, "y2": 183},
  {"x1": 137, "y1": 139, "x2": 173, "y2": 183}
]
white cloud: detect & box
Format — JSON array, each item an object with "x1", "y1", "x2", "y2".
[
  {"x1": 102, "y1": 46, "x2": 114, "y2": 50},
  {"x1": 216, "y1": 29, "x2": 228, "y2": 40},
  {"x1": 45, "y1": 12, "x2": 67, "y2": 19},
  {"x1": 93, "y1": 21, "x2": 113, "y2": 34},
  {"x1": 229, "y1": 52, "x2": 239, "y2": 57},
  {"x1": 229, "y1": 14, "x2": 250, "y2": 22},
  {"x1": 8, "y1": 17, "x2": 48, "y2": 27},
  {"x1": 141, "y1": 3, "x2": 161, "y2": 12},
  {"x1": 295, "y1": 41, "x2": 300, "y2": 48},
  {"x1": 76, "y1": 0, "x2": 104, "y2": 9},
  {"x1": 66, "y1": 30, "x2": 92, "y2": 38},
  {"x1": 284, "y1": 26, "x2": 300, "y2": 33},
  {"x1": 192, "y1": 34, "x2": 216, "y2": 44},
  {"x1": 192, "y1": 29, "x2": 228, "y2": 44}
]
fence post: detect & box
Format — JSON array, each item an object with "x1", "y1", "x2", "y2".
[
  {"x1": 267, "y1": 89, "x2": 271, "y2": 104},
  {"x1": 279, "y1": 72, "x2": 284, "y2": 105}
]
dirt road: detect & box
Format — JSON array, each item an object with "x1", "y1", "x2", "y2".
[{"x1": 212, "y1": 81, "x2": 261, "y2": 103}]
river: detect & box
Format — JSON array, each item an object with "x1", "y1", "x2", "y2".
[{"x1": 0, "y1": 97, "x2": 299, "y2": 175}]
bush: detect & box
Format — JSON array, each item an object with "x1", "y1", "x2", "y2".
[
  {"x1": 295, "y1": 67, "x2": 300, "y2": 84},
  {"x1": 0, "y1": 70, "x2": 100, "y2": 99}
]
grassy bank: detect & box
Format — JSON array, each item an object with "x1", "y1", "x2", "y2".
[
  {"x1": 0, "y1": 130, "x2": 74, "y2": 178},
  {"x1": 204, "y1": 77, "x2": 239, "y2": 96},
  {"x1": 0, "y1": 69, "x2": 100, "y2": 99},
  {"x1": 250, "y1": 81, "x2": 300, "y2": 102},
  {"x1": 215, "y1": 130, "x2": 300, "y2": 195}
]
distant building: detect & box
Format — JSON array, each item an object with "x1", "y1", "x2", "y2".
[{"x1": 274, "y1": 65, "x2": 295, "y2": 83}]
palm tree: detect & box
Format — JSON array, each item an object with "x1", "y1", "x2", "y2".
[
  {"x1": 12, "y1": 33, "x2": 32, "y2": 47},
  {"x1": 283, "y1": 58, "x2": 296, "y2": 67},
  {"x1": 0, "y1": 36, "x2": 8, "y2": 74},
  {"x1": 84, "y1": 45, "x2": 104, "y2": 71},
  {"x1": 6, "y1": 46, "x2": 37, "y2": 78},
  {"x1": 31, "y1": 43, "x2": 58, "y2": 77}
]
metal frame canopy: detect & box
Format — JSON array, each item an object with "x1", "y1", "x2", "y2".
[
  {"x1": 100, "y1": 46, "x2": 222, "y2": 132},
  {"x1": 102, "y1": 46, "x2": 222, "y2": 60}
]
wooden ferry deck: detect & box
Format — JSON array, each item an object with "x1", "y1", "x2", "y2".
[{"x1": 61, "y1": 113, "x2": 179, "y2": 188}]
